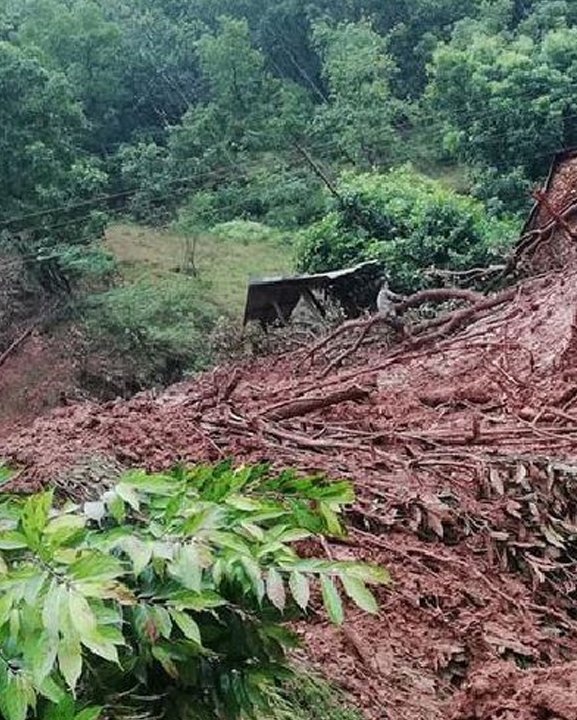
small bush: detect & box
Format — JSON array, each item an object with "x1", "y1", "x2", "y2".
[
  {"x1": 296, "y1": 166, "x2": 520, "y2": 293},
  {"x1": 82, "y1": 275, "x2": 220, "y2": 385},
  {"x1": 0, "y1": 462, "x2": 388, "y2": 720},
  {"x1": 268, "y1": 671, "x2": 364, "y2": 720},
  {"x1": 176, "y1": 167, "x2": 325, "y2": 236}
]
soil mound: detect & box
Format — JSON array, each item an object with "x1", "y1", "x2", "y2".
[{"x1": 4, "y1": 161, "x2": 577, "y2": 718}]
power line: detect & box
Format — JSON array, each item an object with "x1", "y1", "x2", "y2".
[
  {"x1": 0, "y1": 139, "x2": 352, "y2": 230},
  {"x1": 0, "y1": 117, "x2": 568, "y2": 234},
  {"x1": 6, "y1": 84, "x2": 575, "y2": 231},
  {"x1": 0, "y1": 136, "x2": 570, "y2": 263}
]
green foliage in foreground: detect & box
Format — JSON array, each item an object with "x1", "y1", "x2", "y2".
[
  {"x1": 296, "y1": 166, "x2": 520, "y2": 293},
  {"x1": 0, "y1": 462, "x2": 388, "y2": 720}
]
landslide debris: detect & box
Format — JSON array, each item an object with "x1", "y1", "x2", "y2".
[{"x1": 4, "y1": 162, "x2": 577, "y2": 719}]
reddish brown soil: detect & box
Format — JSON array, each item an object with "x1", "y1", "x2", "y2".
[
  {"x1": 6, "y1": 164, "x2": 577, "y2": 718},
  {"x1": 0, "y1": 328, "x2": 80, "y2": 437},
  {"x1": 3, "y1": 264, "x2": 577, "y2": 719}
]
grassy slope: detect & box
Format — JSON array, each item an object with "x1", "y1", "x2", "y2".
[{"x1": 105, "y1": 222, "x2": 293, "y2": 318}]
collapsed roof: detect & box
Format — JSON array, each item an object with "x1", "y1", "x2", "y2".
[{"x1": 243, "y1": 260, "x2": 383, "y2": 325}]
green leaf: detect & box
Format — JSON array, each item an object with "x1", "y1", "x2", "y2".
[
  {"x1": 0, "y1": 531, "x2": 28, "y2": 549},
  {"x1": 238, "y1": 521, "x2": 265, "y2": 542},
  {"x1": 339, "y1": 562, "x2": 391, "y2": 585},
  {"x1": 341, "y1": 575, "x2": 378, "y2": 614},
  {"x1": 118, "y1": 471, "x2": 177, "y2": 496},
  {"x1": 0, "y1": 673, "x2": 32, "y2": 720},
  {"x1": 82, "y1": 632, "x2": 120, "y2": 664},
  {"x1": 107, "y1": 493, "x2": 126, "y2": 524},
  {"x1": 318, "y1": 502, "x2": 344, "y2": 536},
  {"x1": 30, "y1": 632, "x2": 58, "y2": 685},
  {"x1": 276, "y1": 528, "x2": 312, "y2": 543},
  {"x1": 0, "y1": 552, "x2": 7, "y2": 574},
  {"x1": 240, "y1": 557, "x2": 265, "y2": 602},
  {"x1": 58, "y1": 635, "x2": 83, "y2": 691},
  {"x1": 169, "y1": 609, "x2": 202, "y2": 645},
  {"x1": 289, "y1": 572, "x2": 310, "y2": 611},
  {"x1": 9, "y1": 607, "x2": 20, "y2": 643},
  {"x1": 165, "y1": 590, "x2": 226, "y2": 611},
  {"x1": 42, "y1": 581, "x2": 65, "y2": 638},
  {"x1": 69, "y1": 591, "x2": 97, "y2": 637},
  {"x1": 266, "y1": 567, "x2": 286, "y2": 611},
  {"x1": 42, "y1": 694, "x2": 74, "y2": 720},
  {"x1": 115, "y1": 483, "x2": 141, "y2": 511},
  {"x1": 0, "y1": 591, "x2": 14, "y2": 627},
  {"x1": 24, "y1": 570, "x2": 48, "y2": 605},
  {"x1": 120, "y1": 537, "x2": 152, "y2": 577},
  {"x1": 151, "y1": 606, "x2": 173, "y2": 639},
  {"x1": 210, "y1": 531, "x2": 252, "y2": 554},
  {"x1": 168, "y1": 544, "x2": 202, "y2": 591},
  {"x1": 133, "y1": 604, "x2": 159, "y2": 643},
  {"x1": 0, "y1": 463, "x2": 15, "y2": 485},
  {"x1": 74, "y1": 707, "x2": 104, "y2": 720},
  {"x1": 44, "y1": 515, "x2": 86, "y2": 546},
  {"x1": 69, "y1": 552, "x2": 125, "y2": 582},
  {"x1": 320, "y1": 575, "x2": 344, "y2": 625},
  {"x1": 151, "y1": 645, "x2": 179, "y2": 679},
  {"x1": 37, "y1": 676, "x2": 66, "y2": 704},
  {"x1": 225, "y1": 495, "x2": 262, "y2": 511},
  {"x1": 22, "y1": 490, "x2": 53, "y2": 545}
]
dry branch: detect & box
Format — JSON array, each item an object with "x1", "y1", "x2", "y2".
[
  {"x1": 393, "y1": 287, "x2": 485, "y2": 314},
  {"x1": 309, "y1": 287, "x2": 488, "y2": 372},
  {"x1": 260, "y1": 384, "x2": 373, "y2": 421},
  {"x1": 0, "y1": 325, "x2": 36, "y2": 369},
  {"x1": 404, "y1": 287, "x2": 517, "y2": 350}
]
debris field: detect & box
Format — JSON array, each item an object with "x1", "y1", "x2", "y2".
[{"x1": 5, "y1": 156, "x2": 577, "y2": 719}]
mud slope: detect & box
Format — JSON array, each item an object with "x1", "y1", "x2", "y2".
[
  {"x1": 5, "y1": 159, "x2": 577, "y2": 718},
  {"x1": 2, "y1": 263, "x2": 577, "y2": 719}
]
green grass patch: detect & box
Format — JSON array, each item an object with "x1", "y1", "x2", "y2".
[
  {"x1": 105, "y1": 222, "x2": 293, "y2": 318},
  {"x1": 0, "y1": 461, "x2": 15, "y2": 486},
  {"x1": 268, "y1": 672, "x2": 364, "y2": 720}
]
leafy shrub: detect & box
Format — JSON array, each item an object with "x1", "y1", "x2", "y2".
[
  {"x1": 296, "y1": 166, "x2": 519, "y2": 293},
  {"x1": 83, "y1": 275, "x2": 220, "y2": 385},
  {"x1": 0, "y1": 462, "x2": 388, "y2": 720},
  {"x1": 113, "y1": 142, "x2": 179, "y2": 225},
  {"x1": 243, "y1": 167, "x2": 326, "y2": 229},
  {"x1": 176, "y1": 166, "x2": 325, "y2": 236},
  {"x1": 470, "y1": 166, "x2": 534, "y2": 216}
]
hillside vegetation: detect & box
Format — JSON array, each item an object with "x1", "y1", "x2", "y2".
[{"x1": 2, "y1": 0, "x2": 577, "y2": 394}]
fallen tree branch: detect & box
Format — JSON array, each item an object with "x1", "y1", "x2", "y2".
[
  {"x1": 319, "y1": 316, "x2": 398, "y2": 377},
  {"x1": 260, "y1": 384, "x2": 373, "y2": 421},
  {"x1": 257, "y1": 420, "x2": 367, "y2": 451},
  {"x1": 0, "y1": 325, "x2": 37, "y2": 369},
  {"x1": 404, "y1": 287, "x2": 517, "y2": 350},
  {"x1": 392, "y1": 287, "x2": 485, "y2": 314},
  {"x1": 424, "y1": 265, "x2": 506, "y2": 280},
  {"x1": 308, "y1": 287, "x2": 486, "y2": 370}
]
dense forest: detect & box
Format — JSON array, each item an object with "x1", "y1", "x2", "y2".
[{"x1": 2, "y1": 0, "x2": 577, "y2": 386}]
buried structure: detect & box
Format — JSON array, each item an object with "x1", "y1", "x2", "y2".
[
  {"x1": 5, "y1": 153, "x2": 577, "y2": 718},
  {"x1": 243, "y1": 260, "x2": 383, "y2": 326}
]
